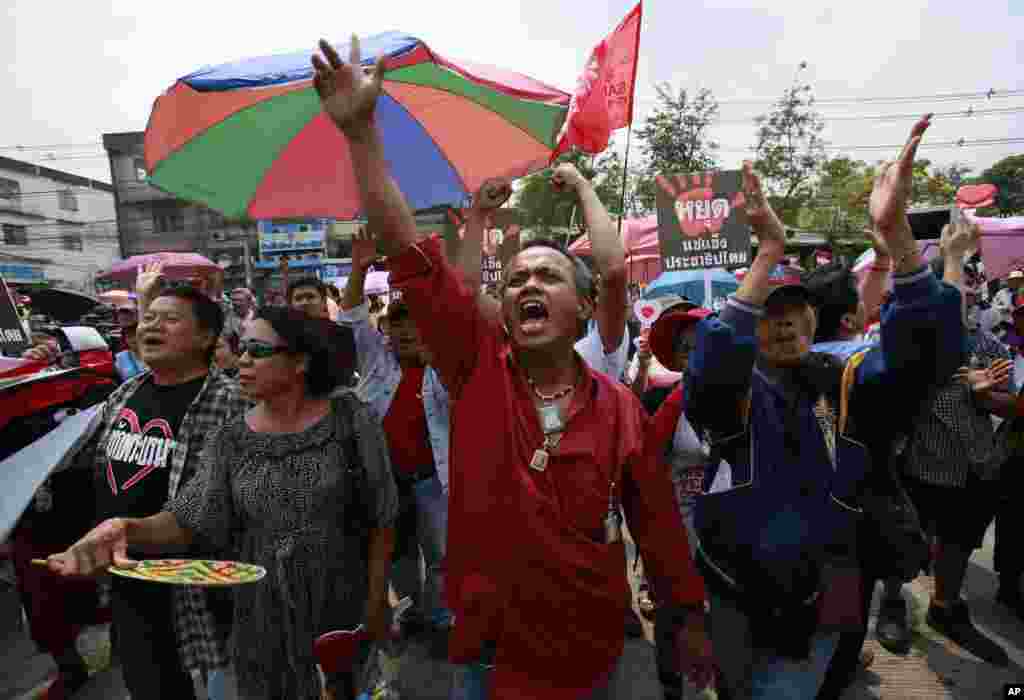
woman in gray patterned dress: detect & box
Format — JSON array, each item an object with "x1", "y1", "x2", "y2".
[{"x1": 45, "y1": 308, "x2": 399, "y2": 700}]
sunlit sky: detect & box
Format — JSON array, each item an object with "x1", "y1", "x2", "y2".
[{"x1": 3, "y1": 0, "x2": 1022, "y2": 184}]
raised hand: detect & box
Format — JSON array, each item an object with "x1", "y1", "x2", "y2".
[
  {"x1": 47, "y1": 518, "x2": 136, "y2": 577},
  {"x1": 312, "y1": 36, "x2": 385, "y2": 139},
  {"x1": 136, "y1": 262, "x2": 165, "y2": 299},
  {"x1": 941, "y1": 220, "x2": 980, "y2": 260},
  {"x1": 551, "y1": 163, "x2": 587, "y2": 193},
  {"x1": 351, "y1": 227, "x2": 378, "y2": 272},
  {"x1": 472, "y1": 177, "x2": 513, "y2": 212},
  {"x1": 955, "y1": 358, "x2": 1013, "y2": 395},
  {"x1": 740, "y1": 161, "x2": 785, "y2": 254},
  {"x1": 870, "y1": 114, "x2": 932, "y2": 235}
]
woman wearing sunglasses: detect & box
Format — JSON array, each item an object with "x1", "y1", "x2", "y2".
[{"x1": 46, "y1": 307, "x2": 398, "y2": 700}]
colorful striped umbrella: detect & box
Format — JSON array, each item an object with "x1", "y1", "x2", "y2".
[{"x1": 144, "y1": 32, "x2": 571, "y2": 220}]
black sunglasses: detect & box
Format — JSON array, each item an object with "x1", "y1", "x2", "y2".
[{"x1": 239, "y1": 339, "x2": 291, "y2": 359}]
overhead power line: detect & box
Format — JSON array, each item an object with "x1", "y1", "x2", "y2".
[{"x1": 636, "y1": 87, "x2": 1024, "y2": 107}]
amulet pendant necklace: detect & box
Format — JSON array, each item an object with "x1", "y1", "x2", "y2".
[{"x1": 527, "y1": 375, "x2": 575, "y2": 472}]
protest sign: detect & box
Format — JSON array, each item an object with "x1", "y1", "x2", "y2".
[
  {"x1": 0, "y1": 274, "x2": 29, "y2": 356},
  {"x1": 655, "y1": 170, "x2": 751, "y2": 272}
]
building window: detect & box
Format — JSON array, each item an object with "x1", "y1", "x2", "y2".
[
  {"x1": 3, "y1": 224, "x2": 28, "y2": 246},
  {"x1": 0, "y1": 177, "x2": 20, "y2": 200},
  {"x1": 58, "y1": 189, "x2": 79, "y2": 212},
  {"x1": 134, "y1": 158, "x2": 147, "y2": 181},
  {"x1": 62, "y1": 233, "x2": 84, "y2": 251}
]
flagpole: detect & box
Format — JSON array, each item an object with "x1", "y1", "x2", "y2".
[
  {"x1": 618, "y1": 126, "x2": 632, "y2": 236},
  {"x1": 619, "y1": 126, "x2": 633, "y2": 286}
]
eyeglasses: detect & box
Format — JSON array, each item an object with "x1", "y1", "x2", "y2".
[{"x1": 238, "y1": 339, "x2": 291, "y2": 359}]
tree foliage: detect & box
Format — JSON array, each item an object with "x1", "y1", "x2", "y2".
[
  {"x1": 513, "y1": 148, "x2": 632, "y2": 240},
  {"x1": 798, "y1": 156, "x2": 872, "y2": 237},
  {"x1": 974, "y1": 153, "x2": 1024, "y2": 216},
  {"x1": 753, "y1": 85, "x2": 827, "y2": 227},
  {"x1": 633, "y1": 85, "x2": 720, "y2": 212}
]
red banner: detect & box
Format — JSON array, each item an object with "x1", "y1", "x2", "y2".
[{"x1": 553, "y1": 3, "x2": 642, "y2": 158}]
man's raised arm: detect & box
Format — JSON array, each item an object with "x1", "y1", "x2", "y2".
[
  {"x1": 312, "y1": 37, "x2": 418, "y2": 257},
  {"x1": 312, "y1": 37, "x2": 495, "y2": 391},
  {"x1": 553, "y1": 164, "x2": 628, "y2": 354},
  {"x1": 685, "y1": 162, "x2": 787, "y2": 435}
]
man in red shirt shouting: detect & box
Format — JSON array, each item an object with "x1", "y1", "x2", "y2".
[{"x1": 310, "y1": 38, "x2": 713, "y2": 699}]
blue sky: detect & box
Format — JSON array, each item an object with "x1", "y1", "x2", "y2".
[{"x1": 2, "y1": 0, "x2": 1021, "y2": 184}]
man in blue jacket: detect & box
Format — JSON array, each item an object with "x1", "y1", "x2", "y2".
[{"x1": 683, "y1": 116, "x2": 964, "y2": 698}]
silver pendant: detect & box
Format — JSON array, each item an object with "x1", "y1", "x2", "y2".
[
  {"x1": 530, "y1": 449, "x2": 549, "y2": 472},
  {"x1": 538, "y1": 402, "x2": 564, "y2": 435}
]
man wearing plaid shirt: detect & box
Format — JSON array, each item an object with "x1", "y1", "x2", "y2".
[{"x1": 33, "y1": 282, "x2": 248, "y2": 699}]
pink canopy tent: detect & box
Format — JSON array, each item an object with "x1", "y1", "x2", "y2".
[
  {"x1": 968, "y1": 214, "x2": 1024, "y2": 281},
  {"x1": 569, "y1": 216, "x2": 661, "y2": 283}
]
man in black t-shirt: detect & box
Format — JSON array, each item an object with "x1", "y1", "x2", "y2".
[
  {"x1": 95, "y1": 374, "x2": 208, "y2": 523},
  {"x1": 26, "y1": 283, "x2": 248, "y2": 699}
]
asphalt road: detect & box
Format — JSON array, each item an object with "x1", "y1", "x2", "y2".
[{"x1": 1, "y1": 526, "x2": 1021, "y2": 700}]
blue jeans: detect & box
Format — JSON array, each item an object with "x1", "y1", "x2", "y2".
[
  {"x1": 392, "y1": 475, "x2": 451, "y2": 627},
  {"x1": 709, "y1": 594, "x2": 839, "y2": 699}
]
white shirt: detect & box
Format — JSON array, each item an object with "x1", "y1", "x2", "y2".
[{"x1": 574, "y1": 321, "x2": 629, "y2": 381}]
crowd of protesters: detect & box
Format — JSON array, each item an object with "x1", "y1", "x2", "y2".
[{"x1": 1, "y1": 36, "x2": 1021, "y2": 700}]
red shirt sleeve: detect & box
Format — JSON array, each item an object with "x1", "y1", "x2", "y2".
[
  {"x1": 621, "y1": 389, "x2": 706, "y2": 607},
  {"x1": 387, "y1": 236, "x2": 502, "y2": 396}
]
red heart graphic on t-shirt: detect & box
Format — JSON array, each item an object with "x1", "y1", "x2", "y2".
[
  {"x1": 640, "y1": 306, "x2": 656, "y2": 319},
  {"x1": 105, "y1": 409, "x2": 175, "y2": 495}
]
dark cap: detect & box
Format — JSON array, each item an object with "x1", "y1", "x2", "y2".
[
  {"x1": 649, "y1": 297, "x2": 712, "y2": 371},
  {"x1": 765, "y1": 283, "x2": 814, "y2": 309}
]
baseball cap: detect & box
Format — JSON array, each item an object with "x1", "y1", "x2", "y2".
[{"x1": 649, "y1": 297, "x2": 712, "y2": 371}]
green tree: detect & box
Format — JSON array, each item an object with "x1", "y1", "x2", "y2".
[
  {"x1": 753, "y1": 84, "x2": 827, "y2": 227},
  {"x1": 799, "y1": 156, "x2": 872, "y2": 238},
  {"x1": 512, "y1": 148, "x2": 630, "y2": 239},
  {"x1": 633, "y1": 85, "x2": 720, "y2": 212},
  {"x1": 591, "y1": 148, "x2": 646, "y2": 219},
  {"x1": 975, "y1": 154, "x2": 1024, "y2": 216}
]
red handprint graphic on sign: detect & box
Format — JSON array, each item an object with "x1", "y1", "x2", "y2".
[{"x1": 656, "y1": 173, "x2": 746, "y2": 238}]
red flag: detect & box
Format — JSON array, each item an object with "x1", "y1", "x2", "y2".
[{"x1": 552, "y1": 3, "x2": 642, "y2": 159}]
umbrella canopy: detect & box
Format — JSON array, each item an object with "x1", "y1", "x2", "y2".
[
  {"x1": 734, "y1": 263, "x2": 805, "y2": 286},
  {"x1": 643, "y1": 269, "x2": 739, "y2": 309},
  {"x1": 27, "y1": 289, "x2": 101, "y2": 323},
  {"x1": 99, "y1": 252, "x2": 219, "y2": 284},
  {"x1": 145, "y1": 32, "x2": 570, "y2": 220}
]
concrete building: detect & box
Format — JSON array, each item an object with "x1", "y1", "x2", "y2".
[
  {"x1": 0, "y1": 156, "x2": 119, "y2": 292},
  {"x1": 102, "y1": 132, "x2": 257, "y2": 290}
]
